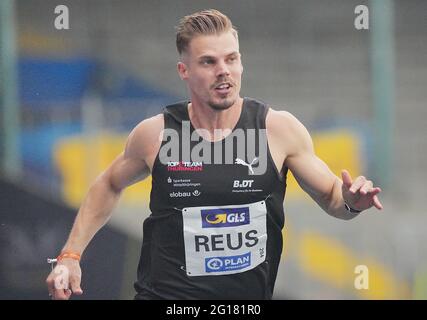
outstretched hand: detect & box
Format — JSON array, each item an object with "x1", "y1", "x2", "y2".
[{"x1": 341, "y1": 169, "x2": 383, "y2": 212}]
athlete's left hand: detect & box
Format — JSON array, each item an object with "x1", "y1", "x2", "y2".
[{"x1": 341, "y1": 169, "x2": 383, "y2": 212}]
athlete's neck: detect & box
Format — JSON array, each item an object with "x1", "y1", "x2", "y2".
[{"x1": 188, "y1": 97, "x2": 243, "y2": 142}]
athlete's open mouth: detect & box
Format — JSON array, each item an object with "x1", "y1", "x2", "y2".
[{"x1": 214, "y1": 82, "x2": 232, "y2": 94}]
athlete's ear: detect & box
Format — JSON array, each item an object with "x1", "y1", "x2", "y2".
[{"x1": 177, "y1": 61, "x2": 188, "y2": 80}]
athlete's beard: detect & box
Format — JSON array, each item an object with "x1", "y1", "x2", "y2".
[
  {"x1": 207, "y1": 97, "x2": 236, "y2": 111},
  {"x1": 207, "y1": 77, "x2": 238, "y2": 111}
]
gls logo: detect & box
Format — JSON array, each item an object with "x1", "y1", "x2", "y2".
[
  {"x1": 201, "y1": 207, "x2": 250, "y2": 228},
  {"x1": 233, "y1": 180, "x2": 254, "y2": 188}
]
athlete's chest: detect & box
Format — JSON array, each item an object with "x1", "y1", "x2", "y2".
[{"x1": 154, "y1": 160, "x2": 273, "y2": 206}]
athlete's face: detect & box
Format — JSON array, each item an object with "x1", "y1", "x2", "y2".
[{"x1": 177, "y1": 31, "x2": 243, "y2": 110}]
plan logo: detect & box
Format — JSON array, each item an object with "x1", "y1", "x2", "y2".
[{"x1": 205, "y1": 252, "x2": 251, "y2": 272}]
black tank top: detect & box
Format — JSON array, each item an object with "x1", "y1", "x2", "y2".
[{"x1": 134, "y1": 97, "x2": 287, "y2": 299}]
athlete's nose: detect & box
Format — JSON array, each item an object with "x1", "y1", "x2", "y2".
[{"x1": 215, "y1": 60, "x2": 231, "y2": 78}]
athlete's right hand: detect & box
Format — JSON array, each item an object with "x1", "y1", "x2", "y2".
[{"x1": 46, "y1": 258, "x2": 83, "y2": 300}]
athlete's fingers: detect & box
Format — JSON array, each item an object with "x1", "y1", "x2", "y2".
[
  {"x1": 360, "y1": 180, "x2": 374, "y2": 195},
  {"x1": 46, "y1": 275, "x2": 56, "y2": 298},
  {"x1": 349, "y1": 176, "x2": 367, "y2": 193},
  {"x1": 373, "y1": 194, "x2": 383, "y2": 210},
  {"x1": 69, "y1": 275, "x2": 83, "y2": 295},
  {"x1": 341, "y1": 170, "x2": 353, "y2": 189},
  {"x1": 367, "y1": 187, "x2": 381, "y2": 196},
  {"x1": 66, "y1": 289, "x2": 72, "y2": 298},
  {"x1": 53, "y1": 288, "x2": 71, "y2": 300}
]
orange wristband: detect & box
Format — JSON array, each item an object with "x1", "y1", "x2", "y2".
[{"x1": 57, "y1": 252, "x2": 81, "y2": 262}]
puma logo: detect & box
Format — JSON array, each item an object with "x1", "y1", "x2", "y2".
[{"x1": 235, "y1": 157, "x2": 258, "y2": 175}]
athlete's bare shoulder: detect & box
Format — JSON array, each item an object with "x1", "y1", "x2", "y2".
[
  {"x1": 133, "y1": 113, "x2": 164, "y2": 142},
  {"x1": 266, "y1": 108, "x2": 302, "y2": 132},
  {"x1": 266, "y1": 107, "x2": 314, "y2": 158},
  {"x1": 124, "y1": 113, "x2": 164, "y2": 170},
  {"x1": 266, "y1": 107, "x2": 307, "y2": 141}
]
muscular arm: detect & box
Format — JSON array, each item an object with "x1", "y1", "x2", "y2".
[
  {"x1": 268, "y1": 110, "x2": 381, "y2": 220},
  {"x1": 46, "y1": 115, "x2": 164, "y2": 300},
  {"x1": 47, "y1": 114, "x2": 163, "y2": 299},
  {"x1": 62, "y1": 114, "x2": 163, "y2": 254},
  {"x1": 60, "y1": 153, "x2": 147, "y2": 255}
]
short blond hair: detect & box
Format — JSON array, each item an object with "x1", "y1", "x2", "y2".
[{"x1": 175, "y1": 9, "x2": 238, "y2": 55}]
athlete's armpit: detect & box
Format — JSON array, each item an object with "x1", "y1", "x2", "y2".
[{"x1": 105, "y1": 114, "x2": 164, "y2": 191}]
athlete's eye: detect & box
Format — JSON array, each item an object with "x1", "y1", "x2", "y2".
[
  {"x1": 227, "y1": 55, "x2": 239, "y2": 63},
  {"x1": 201, "y1": 59, "x2": 215, "y2": 65}
]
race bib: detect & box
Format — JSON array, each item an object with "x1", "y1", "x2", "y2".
[{"x1": 182, "y1": 200, "x2": 267, "y2": 277}]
